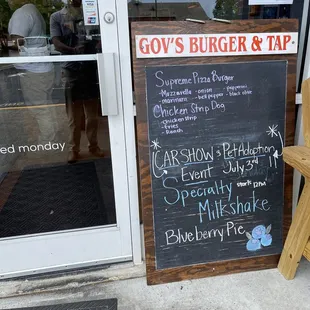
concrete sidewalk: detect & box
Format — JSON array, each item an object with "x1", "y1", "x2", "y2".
[{"x1": 0, "y1": 260, "x2": 309, "y2": 310}]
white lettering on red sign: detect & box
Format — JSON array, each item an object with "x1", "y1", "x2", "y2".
[{"x1": 136, "y1": 33, "x2": 298, "y2": 58}]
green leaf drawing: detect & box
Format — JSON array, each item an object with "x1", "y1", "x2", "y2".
[
  {"x1": 266, "y1": 224, "x2": 272, "y2": 234},
  {"x1": 246, "y1": 232, "x2": 252, "y2": 240}
]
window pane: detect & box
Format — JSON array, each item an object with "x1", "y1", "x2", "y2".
[
  {"x1": 0, "y1": 61, "x2": 117, "y2": 238},
  {"x1": 128, "y1": 1, "x2": 305, "y2": 23},
  {"x1": 0, "y1": 1, "x2": 101, "y2": 57}
]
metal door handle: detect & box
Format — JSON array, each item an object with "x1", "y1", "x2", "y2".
[{"x1": 97, "y1": 53, "x2": 119, "y2": 116}]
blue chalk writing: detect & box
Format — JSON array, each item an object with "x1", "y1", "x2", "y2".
[{"x1": 185, "y1": 180, "x2": 209, "y2": 186}]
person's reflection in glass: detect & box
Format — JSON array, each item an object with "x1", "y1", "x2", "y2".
[
  {"x1": 50, "y1": 0, "x2": 104, "y2": 164},
  {"x1": 0, "y1": 29, "x2": 9, "y2": 56},
  {"x1": 0, "y1": 67, "x2": 10, "y2": 106},
  {"x1": 7, "y1": 0, "x2": 58, "y2": 146},
  {"x1": 0, "y1": 29, "x2": 10, "y2": 104}
]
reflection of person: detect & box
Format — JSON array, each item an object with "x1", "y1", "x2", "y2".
[
  {"x1": 0, "y1": 64, "x2": 12, "y2": 106},
  {"x1": 0, "y1": 29, "x2": 9, "y2": 54},
  {"x1": 8, "y1": 0, "x2": 58, "y2": 144},
  {"x1": 0, "y1": 29, "x2": 10, "y2": 104},
  {"x1": 50, "y1": 0, "x2": 104, "y2": 163}
]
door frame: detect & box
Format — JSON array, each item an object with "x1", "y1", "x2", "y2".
[{"x1": 113, "y1": 0, "x2": 142, "y2": 265}]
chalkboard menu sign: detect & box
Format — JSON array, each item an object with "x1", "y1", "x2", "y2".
[
  {"x1": 146, "y1": 61, "x2": 286, "y2": 270},
  {"x1": 132, "y1": 20, "x2": 297, "y2": 285}
]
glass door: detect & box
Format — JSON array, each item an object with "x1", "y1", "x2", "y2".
[{"x1": 0, "y1": 0, "x2": 132, "y2": 278}]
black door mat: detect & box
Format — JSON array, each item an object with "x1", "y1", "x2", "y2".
[
  {"x1": 0, "y1": 159, "x2": 116, "y2": 238},
  {"x1": 12, "y1": 299, "x2": 118, "y2": 310}
]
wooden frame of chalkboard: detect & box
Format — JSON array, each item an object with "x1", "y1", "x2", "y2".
[{"x1": 132, "y1": 20, "x2": 297, "y2": 285}]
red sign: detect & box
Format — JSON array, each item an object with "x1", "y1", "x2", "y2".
[{"x1": 136, "y1": 33, "x2": 298, "y2": 58}]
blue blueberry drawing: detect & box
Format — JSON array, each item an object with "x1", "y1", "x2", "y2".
[
  {"x1": 261, "y1": 224, "x2": 272, "y2": 247},
  {"x1": 246, "y1": 224, "x2": 272, "y2": 251},
  {"x1": 246, "y1": 238, "x2": 262, "y2": 251},
  {"x1": 252, "y1": 225, "x2": 266, "y2": 240},
  {"x1": 261, "y1": 234, "x2": 272, "y2": 247}
]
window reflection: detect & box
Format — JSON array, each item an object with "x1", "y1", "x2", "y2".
[
  {"x1": 0, "y1": 0, "x2": 101, "y2": 57},
  {"x1": 0, "y1": 2, "x2": 115, "y2": 237},
  {"x1": 0, "y1": 60, "x2": 116, "y2": 238},
  {"x1": 50, "y1": 0, "x2": 101, "y2": 56},
  {"x1": 0, "y1": 1, "x2": 103, "y2": 163},
  {"x1": 128, "y1": 1, "x2": 211, "y2": 21},
  {"x1": 127, "y1": 0, "x2": 304, "y2": 22}
]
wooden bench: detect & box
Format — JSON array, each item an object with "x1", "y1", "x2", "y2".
[
  {"x1": 304, "y1": 238, "x2": 310, "y2": 261},
  {"x1": 278, "y1": 79, "x2": 310, "y2": 279}
]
